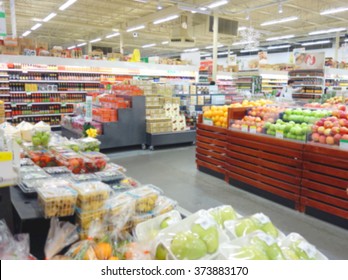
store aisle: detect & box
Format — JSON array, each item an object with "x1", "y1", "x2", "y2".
[{"x1": 107, "y1": 146, "x2": 348, "y2": 260}]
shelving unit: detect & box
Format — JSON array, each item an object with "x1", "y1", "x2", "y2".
[
  {"x1": 260, "y1": 70, "x2": 288, "y2": 95},
  {"x1": 289, "y1": 69, "x2": 325, "y2": 100}
]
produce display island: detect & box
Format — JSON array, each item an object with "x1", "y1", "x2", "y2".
[{"x1": 196, "y1": 118, "x2": 348, "y2": 230}]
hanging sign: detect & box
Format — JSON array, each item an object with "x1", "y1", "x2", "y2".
[{"x1": 0, "y1": 7, "x2": 6, "y2": 37}]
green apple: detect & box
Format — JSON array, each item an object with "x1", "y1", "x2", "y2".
[
  {"x1": 266, "y1": 243, "x2": 285, "y2": 260},
  {"x1": 210, "y1": 206, "x2": 237, "y2": 226},
  {"x1": 264, "y1": 122, "x2": 271, "y2": 129},
  {"x1": 282, "y1": 248, "x2": 300, "y2": 260},
  {"x1": 170, "y1": 231, "x2": 207, "y2": 260},
  {"x1": 290, "y1": 241, "x2": 316, "y2": 260},
  {"x1": 235, "y1": 245, "x2": 269, "y2": 260},
  {"x1": 155, "y1": 244, "x2": 168, "y2": 260},
  {"x1": 235, "y1": 218, "x2": 258, "y2": 237},
  {"x1": 261, "y1": 222, "x2": 279, "y2": 238},
  {"x1": 285, "y1": 109, "x2": 292, "y2": 115},
  {"x1": 191, "y1": 223, "x2": 219, "y2": 254}
]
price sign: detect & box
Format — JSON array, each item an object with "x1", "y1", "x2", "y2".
[
  {"x1": 249, "y1": 126, "x2": 256, "y2": 133},
  {"x1": 339, "y1": 139, "x2": 348, "y2": 150},
  {"x1": 241, "y1": 124, "x2": 248, "y2": 132},
  {"x1": 0, "y1": 152, "x2": 12, "y2": 162},
  {"x1": 203, "y1": 117, "x2": 213, "y2": 126},
  {"x1": 85, "y1": 96, "x2": 92, "y2": 122},
  {"x1": 276, "y1": 130, "x2": 284, "y2": 139},
  {"x1": 26, "y1": 92, "x2": 31, "y2": 95}
]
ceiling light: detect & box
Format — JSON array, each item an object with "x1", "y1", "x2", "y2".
[
  {"x1": 162, "y1": 41, "x2": 169, "y2": 44},
  {"x1": 207, "y1": 0, "x2": 228, "y2": 9},
  {"x1": 238, "y1": 26, "x2": 247, "y2": 31},
  {"x1": 218, "y1": 51, "x2": 234, "y2": 55},
  {"x1": 126, "y1": 25, "x2": 145, "y2": 32},
  {"x1": 184, "y1": 48, "x2": 199, "y2": 52},
  {"x1": 232, "y1": 41, "x2": 254, "y2": 46},
  {"x1": 153, "y1": 15, "x2": 179, "y2": 25},
  {"x1": 191, "y1": 11, "x2": 197, "y2": 14},
  {"x1": 309, "y1": 27, "x2": 346, "y2": 35},
  {"x1": 301, "y1": 40, "x2": 331, "y2": 46},
  {"x1": 31, "y1": 23, "x2": 42, "y2": 31},
  {"x1": 345, "y1": 39, "x2": 348, "y2": 42},
  {"x1": 266, "y1": 34, "x2": 295, "y2": 41},
  {"x1": 77, "y1": 42, "x2": 87, "y2": 47},
  {"x1": 157, "y1": 0, "x2": 162, "y2": 10},
  {"x1": 22, "y1": 31, "x2": 31, "y2": 37},
  {"x1": 67, "y1": 45, "x2": 76, "y2": 50},
  {"x1": 90, "y1": 38, "x2": 101, "y2": 43},
  {"x1": 261, "y1": 16, "x2": 298, "y2": 26},
  {"x1": 105, "y1": 32, "x2": 120, "y2": 39},
  {"x1": 32, "y1": 18, "x2": 43, "y2": 22},
  {"x1": 59, "y1": 0, "x2": 77, "y2": 11},
  {"x1": 142, "y1": 43, "x2": 156, "y2": 48},
  {"x1": 200, "y1": 53, "x2": 212, "y2": 57},
  {"x1": 205, "y1": 44, "x2": 224, "y2": 49},
  {"x1": 43, "y1": 12, "x2": 57, "y2": 22},
  {"x1": 240, "y1": 49, "x2": 259, "y2": 53},
  {"x1": 320, "y1": 7, "x2": 348, "y2": 15},
  {"x1": 199, "y1": 7, "x2": 207, "y2": 11},
  {"x1": 267, "y1": 44, "x2": 291, "y2": 50},
  {"x1": 278, "y1": 2, "x2": 283, "y2": 13}
]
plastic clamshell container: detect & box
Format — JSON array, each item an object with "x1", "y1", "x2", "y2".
[
  {"x1": 37, "y1": 178, "x2": 73, "y2": 189},
  {"x1": 104, "y1": 162, "x2": 126, "y2": 173},
  {"x1": 27, "y1": 150, "x2": 57, "y2": 168},
  {"x1": 37, "y1": 185, "x2": 77, "y2": 218},
  {"x1": 43, "y1": 166, "x2": 71, "y2": 177},
  {"x1": 19, "y1": 177, "x2": 48, "y2": 194},
  {"x1": 72, "y1": 181, "x2": 111, "y2": 211},
  {"x1": 20, "y1": 165, "x2": 43, "y2": 174},
  {"x1": 152, "y1": 210, "x2": 230, "y2": 260},
  {"x1": 56, "y1": 152, "x2": 85, "y2": 174},
  {"x1": 207, "y1": 205, "x2": 242, "y2": 229},
  {"x1": 218, "y1": 230, "x2": 285, "y2": 260},
  {"x1": 152, "y1": 196, "x2": 178, "y2": 216},
  {"x1": 21, "y1": 171, "x2": 50, "y2": 181},
  {"x1": 279, "y1": 233, "x2": 328, "y2": 260},
  {"x1": 76, "y1": 207, "x2": 107, "y2": 231},
  {"x1": 135, "y1": 210, "x2": 182, "y2": 243},
  {"x1": 125, "y1": 185, "x2": 161, "y2": 213},
  {"x1": 50, "y1": 146, "x2": 73, "y2": 156},
  {"x1": 81, "y1": 152, "x2": 109, "y2": 173},
  {"x1": 95, "y1": 170, "x2": 125, "y2": 183},
  {"x1": 20, "y1": 158, "x2": 34, "y2": 166},
  {"x1": 224, "y1": 213, "x2": 285, "y2": 241},
  {"x1": 70, "y1": 173, "x2": 98, "y2": 183}
]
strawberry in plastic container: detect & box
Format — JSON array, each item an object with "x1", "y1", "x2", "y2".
[{"x1": 81, "y1": 152, "x2": 109, "y2": 173}]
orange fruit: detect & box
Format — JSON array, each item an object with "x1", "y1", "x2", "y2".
[{"x1": 95, "y1": 243, "x2": 112, "y2": 260}]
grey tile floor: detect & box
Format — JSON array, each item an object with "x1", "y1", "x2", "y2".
[{"x1": 106, "y1": 146, "x2": 348, "y2": 260}]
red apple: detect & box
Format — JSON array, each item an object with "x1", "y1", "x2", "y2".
[
  {"x1": 312, "y1": 125, "x2": 319, "y2": 133},
  {"x1": 332, "y1": 127, "x2": 340, "y2": 135},
  {"x1": 326, "y1": 136, "x2": 335, "y2": 145},
  {"x1": 316, "y1": 120, "x2": 324, "y2": 127},
  {"x1": 312, "y1": 133, "x2": 320, "y2": 142},
  {"x1": 319, "y1": 135, "x2": 327, "y2": 144},
  {"x1": 344, "y1": 120, "x2": 348, "y2": 128},
  {"x1": 317, "y1": 126, "x2": 325, "y2": 134},
  {"x1": 328, "y1": 116, "x2": 338, "y2": 122},
  {"x1": 339, "y1": 111, "x2": 347, "y2": 119},
  {"x1": 338, "y1": 105, "x2": 346, "y2": 111},
  {"x1": 339, "y1": 119, "x2": 346, "y2": 126},
  {"x1": 324, "y1": 121, "x2": 333, "y2": 129},
  {"x1": 324, "y1": 128, "x2": 332, "y2": 136},
  {"x1": 334, "y1": 134, "x2": 342, "y2": 145}
]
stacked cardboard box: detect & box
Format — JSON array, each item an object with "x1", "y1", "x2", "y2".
[
  {"x1": 146, "y1": 117, "x2": 172, "y2": 133},
  {"x1": 0, "y1": 101, "x2": 5, "y2": 124}
]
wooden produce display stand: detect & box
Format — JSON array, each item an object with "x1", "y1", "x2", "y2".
[{"x1": 196, "y1": 108, "x2": 348, "y2": 229}]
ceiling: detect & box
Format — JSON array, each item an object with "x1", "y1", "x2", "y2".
[{"x1": 2, "y1": 0, "x2": 348, "y2": 57}]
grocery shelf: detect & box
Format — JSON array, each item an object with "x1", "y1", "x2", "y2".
[
  {"x1": 0, "y1": 75, "x2": 9, "y2": 77},
  {"x1": 0, "y1": 81, "x2": 9, "y2": 83},
  {"x1": 11, "y1": 102, "x2": 62, "y2": 105},
  {"x1": 9, "y1": 80, "x2": 100, "y2": 83},
  {"x1": 289, "y1": 76, "x2": 324, "y2": 79},
  {"x1": 9, "y1": 91, "x2": 86, "y2": 94},
  {"x1": 0, "y1": 88, "x2": 10, "y2": 90},
  {"x1": 12, "y1": 113, "x2": 74, "y2": 118},
  {"x1": 293, "y1": 84, "x2": 324, "y2": 87}
]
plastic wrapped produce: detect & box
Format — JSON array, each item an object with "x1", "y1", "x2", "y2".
[
  {"x1": 81, "y1": 152, "x2": 108, "y2": 173},
  {"x1": 72, "y1": 181, "x2": 111, "y2": 211},
  {"x1": 37, "y1": 185, "x2": 77, "y2": 218},
  {"x1": 207, "y1": 205, "x2": 240, "y2": 228},
  {"x1": 224, "y1": 213, "x2": 284, "y2": 240},
  {"x1": 105, "y1": 162, "x2": 127, "y2": 173},
  {"x1": 17, "y1": 121, "x2": 34, "y2": 142},
  {"x1": 76, "y1": 207, "x2": 107, "y2": 231},
  {"x1": 0, "y1": 220, "x2": 30, "y2": 260},
  {"x1": 63, "y1": 138, "x2": 80, "y2": 152},
  {"x1": 109, "y1": 177, "x2": 140, "y2": 193},
  {"x1": 20, "y1": 158, "x2": 34, "y2": 166},
  {"x1": 27, "y1": 149, "x2": 57, "y2": 168},
  {"x1": 56, "y1": 152, "x2": 85, "y2": 174},
  {"x1": 43, "y1": 166, "x2": 71, "y2": 177},
  {"x1": 152, "y1": 210, "x2": 229, "y2": 260},
  {"x1": 78, "y1": 137, "x2": 100, "y2": 152},
  {"x1": 280, "y1": 233, "x2": 327, "y2": 260},
  {"x1": 219, "y1": 231, "x2": 286, "y2": 260},
  {"x1": 0, "y1": 122, "x2": 21, "y2": 139},
  {"x1": 118, "y1": 242, "x2": 151, "y2": 260},
  {"x1": 70, "y1": 173, "x2": 98, "y2": 183},
  {"x1": 95, "y1": 170, "x2": 125, "y2": 183},
  {"x1": 125, "y1": 185, "x2": 162, "y2": 213},
  {"x1": 44, "y1": 218, "x2": 79, "y2": 260},
  {"x1": 152, "y1": 196, "x2": 177, "y2": 216}
]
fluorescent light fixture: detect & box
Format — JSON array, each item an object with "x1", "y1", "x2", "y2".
[
  {"x1": 191, "y1": 11, "x2": 197, "y2": 14},
  {"x1": 238, "y1": 26, "x2": 247, "y2": 31},
  {"x1": 205, "y1": 44, "x2": 224, "y2": 49},
  {"x1": 278, "y1": 3, "x2": 283, "y2": 13},
  {"x1": 67, "y1": 45, "x2": 76, "y2": 50},
  {"x1": 320, "y1": 7, "x2": 348, "y2": 15},
  {"x1": 200, "y1": 53, "x2": 212, "y2": 57},
  {"x1": 301, "y1": 40, "x2": 331, "y2": 46},
  {"x1": 261, "y1": 16, "x2": 298, "y2": 26},
  {"x1": 77, "y1": 42, "x2": 87, "y2": 47},
  {"x1": 142, "y1": 43, "x2": 156, "y2": 48},
  {"x1": 309, "y1": 27, "x2": 346, "y2": 35},
  {"x1": 207, "y1": 0, "x2": 228, "y2": 9},
  {"x1": 59, "y1": 0, "x2": 77, "y2": 11},
  {"x1": 218, "y1": 51, "x2": 234, "y2": 55},
  {"x1": 153, "y1": 15, "x2": 179, "y2": 25},
  {"x1": 126, "y1": 25, "x2": 145, "y2": 32},
  {"x1": 32, "y1": 18, "x2": 43, "y2": 22},
  {"x1": 345, "y1": 39, "x2": 348, "y2": 42},
  {"x1": 232, "y1": 41, "x2": 254, "y2": 46},
  {"x1": 162, "y1": 41, "x2": 169, "y2": 44},
  {"x1": 184, "y1": 48, "x2": 199, "y2": 52},
  {"x1": 105, "y1": 32, "x2": 120, "y2": 39},
  {"x1": 31, "y1": 23, "x2": 42, "y2": 30},
  {"x1": 22, "y1": 30, "x2": 31, "y2": 37},
  {"x1": 43, "y1": 12, "x2": 57, "y2": 22},
  {"x1": 267, "y1": 44, "x2": 291, "y2": 50},
  {"x1": 266, "y1": 34, "x2": 295, "y2": 41},
  {"x1": 240, "y1": 49, "x2": 259, "y2": 53},
  {"x1": 90, "y1": 38, "x2": 101, "y2": 43},
  {"x1": 199, "y1": 7, "x2": 207, "y2": 11}
]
